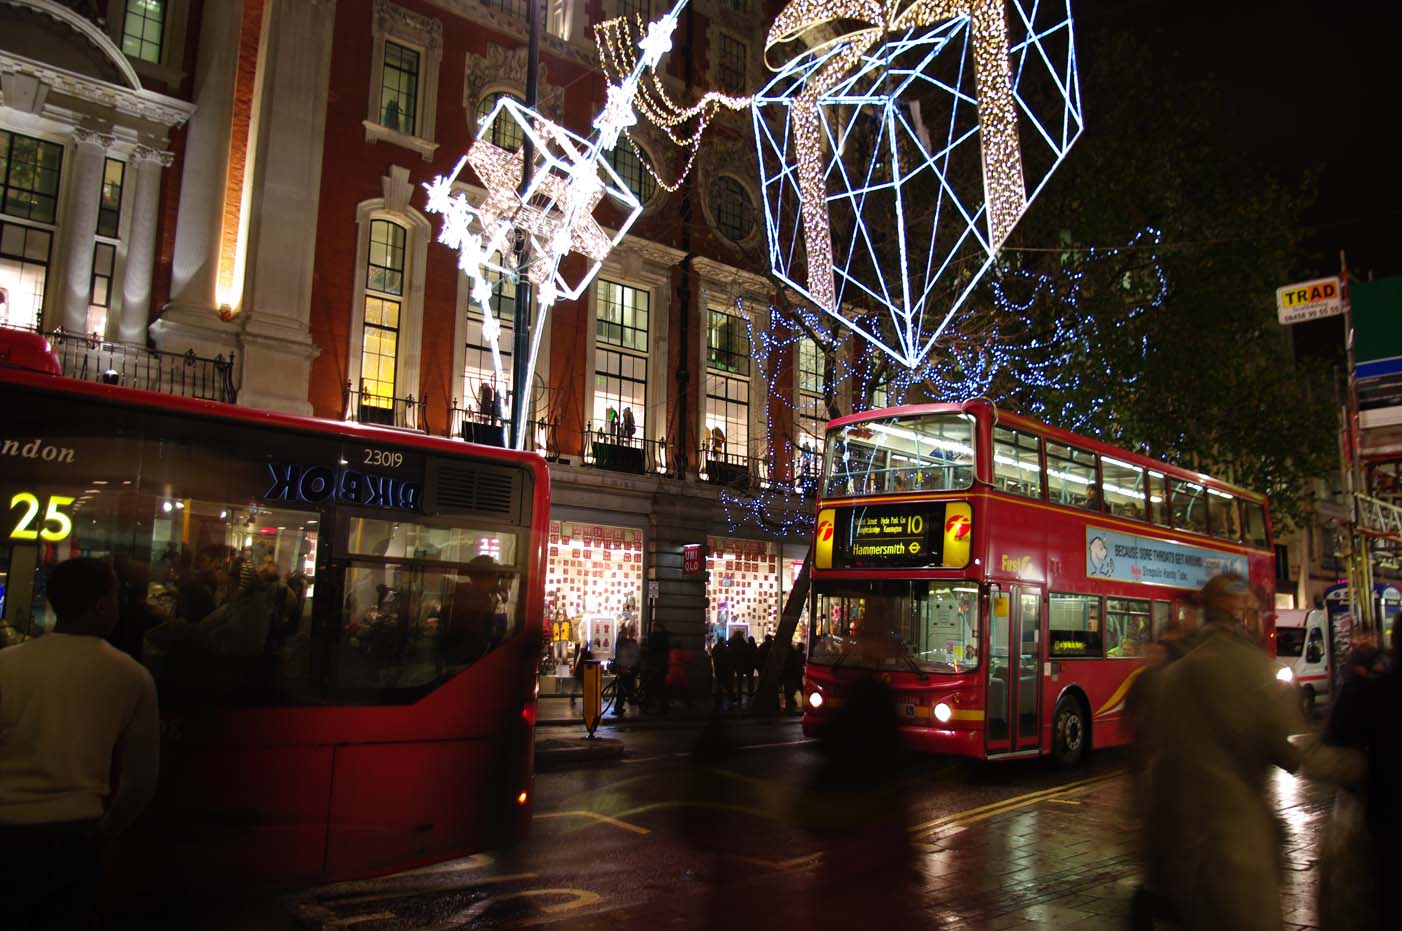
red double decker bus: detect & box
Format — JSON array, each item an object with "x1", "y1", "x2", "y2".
[
  {"x1": 804, "y1": 401, "x2": 1275, "y2": 764},
  {"x1": 0, "y1": 331, "x2": 546, "y2": 886}
]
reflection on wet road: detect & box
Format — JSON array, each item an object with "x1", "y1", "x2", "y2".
[{"x1": 285, "y1": 718, "x2": 1330, "y2": 930}]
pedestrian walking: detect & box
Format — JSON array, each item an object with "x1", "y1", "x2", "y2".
[
  {"x1": 0, "y1": 557, "x2": 160, "y2": 931},
  {"x1": 727, "y1": 630, "x2": 749, "y2": 705},
  {"x1": 1313, "y1": 617, "x2": 1402, "y2": 931},
  {"x1": 783, "y1": 641, "x2": 807, "y2": 712},
  {"x1": 744, "y1": 636, "x2": 759, "y2": 700},
  {"x1": 569, "y1": 640, "x2": 593, "y2": 708},
  {"x1": 1138, "y1": 572, "x2": 1303, "y2": 931},
  {"x1": 644, "y1": 622, "x2": 671, "y2": 713},
  {"x1": 710, "y1": 636, "x2": 732, "y2": 710},
  {"x1": 612, "y1": 629, "x2": 641, "y2": 717},
  {"x1": 663, "y1": 642, "x2": 692, "y2": 713}
]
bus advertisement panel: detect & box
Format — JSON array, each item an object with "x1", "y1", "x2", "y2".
[
  {"x1": 0, "y1": 352, "x2": 548, "y2": 888},
  {"x1": 803, "y1": 402, "x2": 1276, "y2": 765}
]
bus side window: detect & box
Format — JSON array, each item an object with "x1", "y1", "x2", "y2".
[
  {"x1": 1100, "y1": 456, "x2": 1147, "y2": 521},
  {"x1": 1206, "y1": 489, "x2": 1240, "y2": 542},
  {"x1": 992, "y1": 426, "x2": 1043, "y2": 499},
  {"x1": 1047, "y1": 442, "x2": 1098, "y2": 511},
  {"x1": 1241, "y1": 501, "x2": 1269, "y2": 547},
  {"x1": 1171, "y1": 480, "x2": 1207, "y2": 534},
  {"x1": 1148, "y1": 471, "x2": 1169, "y2": 526}
]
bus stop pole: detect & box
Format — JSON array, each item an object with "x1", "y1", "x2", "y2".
[{"x1": 582, "y1": 659, "x2": 603, "y2": 738}]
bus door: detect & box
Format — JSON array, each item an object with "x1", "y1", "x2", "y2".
[{"x1": 985, "y1": 584, "x2": 1042, "y2": 755}]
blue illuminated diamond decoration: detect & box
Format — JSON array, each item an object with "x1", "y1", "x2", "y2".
[{"x1": 752, "y1": 1, "x2": 1082, "y2": 369}]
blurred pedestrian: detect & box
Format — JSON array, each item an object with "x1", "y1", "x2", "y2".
[
  {"x1": 107, "y1": 558, "x2": 160, "y2": 663},
  {"x1": 644, "y1": 622, "x2": 670, "y2": 712},
  {"x1": 797, "y1": 673, "x2": 916, "y2": 930},
  {"x1": 727, "y1": 629, "x2": 749, "y2": 705},
  {"x1": 1140, "y1": 572, "x2": 1302, "y2": 931},
  {"x1": 745, "y1": 635, "x2": 759, "y2": 700},
  {"x1": 663, "y1": 641, "x2": 692, "y2": 714},
  {"x1": 710, "y1": 636, "x2": 732, "y2": 710},
  {"x1": 1314, "y1": 619, "x2": 1402, "y2": 931},
  {"x1": 0, "y1": 558, "x2": 160, "y2": 931},
  {"x1": 569, "y1": 640, "x2": 593, "y2": 708},
  {"x1": 612, "y1": 628, "x2": 640, "y2": 717},
  {"x1": 783, "y1": 641, "x2": 807, "y2": 712}
]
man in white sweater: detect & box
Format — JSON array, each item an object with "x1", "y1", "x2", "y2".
[{"x1": 0, "y1": 556, "x2": 159, "y2": 928}]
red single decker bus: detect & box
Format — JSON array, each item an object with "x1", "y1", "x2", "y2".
[
  {"x1": 0, "y1": 330, "x2": 546, "y2": 887},
  {"x1": 804, "y1": 401, "x2": 1275, "y2": 764}
]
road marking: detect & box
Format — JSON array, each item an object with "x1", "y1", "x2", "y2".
[
  {"x1": 910, "y1": 770, "x2": 1123, "y2": 836},
  {"x1": 329, "y1": 872, "x2": 540, "y2": 907},
  {"x1": 536, "y1": 809, "x2": 651, "y2": 835},
  {"x1": 738, "y1": 738, "x2": 816, "y2": 751},
  {"x1": 513, "y1": 888, "x2": 604, "y2": 914}
]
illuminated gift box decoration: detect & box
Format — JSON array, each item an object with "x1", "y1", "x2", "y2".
[{"x1": 752, "y1": 0, "x2": 1082, "y2": 368}]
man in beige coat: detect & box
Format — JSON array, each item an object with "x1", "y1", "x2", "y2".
[{"x1": 1141, "y1": 573, "x2": 1302, "y2": 931}]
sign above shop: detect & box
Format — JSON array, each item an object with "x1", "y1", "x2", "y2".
[{"x1": 683, "y1": 544, "x2": 704, "y2": 574}]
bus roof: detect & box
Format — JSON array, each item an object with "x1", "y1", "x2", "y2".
[
  {"x1": 826, "y1": 400, "x2": 1267, "y2": 504},
  {"x1": 0, "y1": 363, "x2": 547, "y2": 474}
]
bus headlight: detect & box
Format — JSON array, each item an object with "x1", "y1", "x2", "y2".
[
  {"x1": 808, "y1": 691, "x2": 823, "y2": 709},
  {"x1": 933, "y1": 702, "x2": 953, "y2": 723},
  {"x1": 1276, "y1": 666, "x2": 1295, "y2": 683}
]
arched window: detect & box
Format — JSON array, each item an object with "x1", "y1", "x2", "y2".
[
  {"x1": 476, "y1": 92, "x2": 524, "y2": 151},
  {"x1": 709, "y1": 176, "x2": 754, "y2": 242},
  {"x1": 605, "y1": 140, "x2": 657, "y2": 205}
]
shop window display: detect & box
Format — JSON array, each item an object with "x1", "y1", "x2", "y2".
[
  {"x1": 543, "y1": 521, "x2": 643, "y2": 689},
  {"x1": 706, "y1": 537, "x2": 781, "y2": 646}
]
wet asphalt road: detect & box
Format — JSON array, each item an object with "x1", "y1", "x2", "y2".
[{"x1": 279, "y1": 716, "x2": 1135, "y2": 931}]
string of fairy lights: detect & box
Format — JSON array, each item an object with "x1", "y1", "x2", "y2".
[
  {"x1": 719, "y1": 226, "x2": 1167, "y2": 537},
  {"x1": 594, "y1": 14, "x2": 752, "y2": 193}
]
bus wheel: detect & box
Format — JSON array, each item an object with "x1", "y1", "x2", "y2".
[{"x1": 1052, "y1": 697, "x2": 1087, "y2": 767}]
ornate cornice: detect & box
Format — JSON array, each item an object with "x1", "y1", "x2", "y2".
[
  {"x1": 692, "y1": 255, "x2": 774, "y2": 301},
  {"x1": 463, "y1": 43, "x2": 564, "y2": 125},
  {"x1": 373, "y1": 0, "x2": 443, "y2": 53},
  {"x1": 131, "y1": 144, "x2": 175, "y2": 167},
  {"x1": 420, "y1": 0, "x2": 599, "y2": 68},
  {"x1": 71, "y1": 125, "x2": 113, "y2": 147},
  {"x1": 0, "y1": 52, "x2": 195, "y2": 129}
]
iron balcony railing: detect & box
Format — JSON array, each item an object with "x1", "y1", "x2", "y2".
[
  {"x1": 449, "y1": 401, "x2": 559, "y2": 458},
  {"x1": 8, "y1": 326, "x2": 240, "y2": 404},
  {"x1": 582, "y1": 422, "x2": 677, "y2": 476},
  {"x1": 343, "y1": 381, "x2": 427, "y2": 431},
  {"x1": 699, "y1": 444, "x2": 771, "y2": 491}
]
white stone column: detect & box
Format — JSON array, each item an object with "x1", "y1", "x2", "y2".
[
  {"x1": 153, "y1": 0, "x2": 243, "y2": 356},
  {"x1": 117, "y1": 148, "x2": 172, "y2": 344},
  {"x1": 54, "y1": 129, "x2": 109, "y2": 334},
  {"x1": 236, "y1": 0, "x2": 337, "y2": 416}
]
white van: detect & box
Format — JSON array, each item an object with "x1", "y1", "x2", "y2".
[{"x1": 1275, "y1": 608, "x2": 1331, "y2": 707}]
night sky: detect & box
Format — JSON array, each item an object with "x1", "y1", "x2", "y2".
[{"x1": 1075, "y1": 0, "x2": 1401, "y2": 281}]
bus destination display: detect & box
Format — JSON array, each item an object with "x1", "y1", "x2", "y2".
[
  {"x1": 851, "y1": 511, "x2": 929, "y2": 559},
  {"x1": 828, "y1": 501, "x2": 972, "y2": 568}
]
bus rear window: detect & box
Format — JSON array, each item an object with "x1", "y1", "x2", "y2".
[{"x1": 824, "y1": 414, "x2": 974, "y2": 497}]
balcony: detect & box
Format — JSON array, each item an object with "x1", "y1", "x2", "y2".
[
  {"x1": 582, "y1": 422, "x2": 676, "y2": 476},
  {"x1": 699, "y1": 445, "x2": 770, "y2": 492},
  {"x1": 343, "y1": 381, "x2": 426, "y2": 431},
  {"x1": 5, "y1": 326, "x2": 239, "y2": 403}
]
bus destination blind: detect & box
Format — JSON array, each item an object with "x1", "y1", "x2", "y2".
[{"x1": 834, "y1": 502, "x2": 971, "y2": 568}]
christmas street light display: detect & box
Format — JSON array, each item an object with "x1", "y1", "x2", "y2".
[
  {"x1": 753, "y1": 0, "x2": 1082, "y2": 370},
  {"x1": 720, "y1": 227, "x2": 1167, "y2": 538},
  {"x1": 422, "y1": 1, "x2": 697, "y2": 439}
]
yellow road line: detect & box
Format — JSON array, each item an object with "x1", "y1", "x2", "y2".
[
  {"x1": 910, "y1": 770, "x2": 1123, "y2": 835},
  {"x1": 535, "y1": 809, "x2": 651, "y2": 835}
]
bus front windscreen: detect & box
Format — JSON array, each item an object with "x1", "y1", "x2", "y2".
[
  {"x1": 824, "y1": 413, "x2": 975, "y2": 497},
  {"x1": 811, "y1": 580, "x2": 980, "y2": 673}
]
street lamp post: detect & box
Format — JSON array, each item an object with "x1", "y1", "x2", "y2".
[{"x1": 510, "y1": 0, "x2": 543, "y2": 451}]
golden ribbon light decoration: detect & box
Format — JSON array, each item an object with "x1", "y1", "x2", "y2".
[{"x1": 764, "y1": 0, "x2": 1028, "y2": 318}]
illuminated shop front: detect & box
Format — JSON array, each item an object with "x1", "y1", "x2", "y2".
[
  {"x1": 705, "y1": 537, "x2": 780, "y2": 644},
  {"x1": 542, "y1": 521, "x2": 643, "y2": 686}
]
